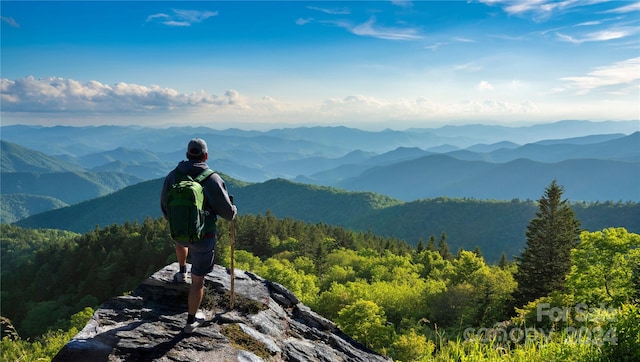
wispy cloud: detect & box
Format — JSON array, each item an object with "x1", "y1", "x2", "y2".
[
  {"x1": 307, "y1": 6, "x2": 350, "y2": 15},
  {"x1": 307, "y1": 4, "x2": 421, "y2": 41},
  {"x1": 353, "y1": 18, "x2": 422, "y2": 40},
  {"x1": 295, "y1": 17, "x2": 313, "y2": 26},
  {"x1": 425, "y1": 42, "x2": 449, "y2": 51},
  {"x1": 425, "y1": 37, "x2": 475, "y2": 51},
  {"x1": 453, "y1": 37, "x2": 475, "y2": 43},
  {"x1": 1, "y1": 16, "x2": 19, "y2": 28},
  {"x1": 146, "y1": 9, "x2": 218, "y2": 27},
  {"x1": 576, "y1": 21, "x2": 601, "y2": 26},
  {"x1": 602, "y1": 2, "x2": 640, "y2": 14},
  {"x1": 454, "y1": 62, "x2": 483, "y2": 72},
  {"x1": 479, "y1": 0, "x2": 611, "y2": 21},
  {"x1": 556, "y1": 26, "x2": 638, "y2": 43},
  {"x1": 559, "y1": 57, "x2": 640, "y2": 94},
  {"x1": 331, "y1": 17, "x2": 422, "y2": 41},
  {"x1": 391, "y1": 0, "x2": 413, "y2": 9}
]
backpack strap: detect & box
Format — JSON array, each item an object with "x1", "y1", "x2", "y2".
[{"x1": 194, "y1": 169, "x2": 214, "y2": 183}]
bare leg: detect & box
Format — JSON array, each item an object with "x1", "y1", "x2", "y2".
[
  {"x1": 189, "y1": 275, "x2": 205, "y2": 315},
  {"x1": 175, "y1": 243, "x2": 188, "y2": 268}
]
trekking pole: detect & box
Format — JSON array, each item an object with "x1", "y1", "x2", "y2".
[{"x1": 229, "y1": 195, "x2": 235, "y2": 309}]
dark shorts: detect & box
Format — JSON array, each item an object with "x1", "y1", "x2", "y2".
[{"x1": 176, "y1": 232, "x2": 216, "y2": 276}]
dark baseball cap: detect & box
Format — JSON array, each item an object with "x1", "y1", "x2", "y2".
[{"x1": 187, "y1": 138, "x2": 208, "y2": 158}]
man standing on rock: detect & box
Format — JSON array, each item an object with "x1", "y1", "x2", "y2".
[{"x1": 161, "y1": 138, "x2": 237, "y2": 333}]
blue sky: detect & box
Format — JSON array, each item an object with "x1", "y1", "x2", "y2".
[{"x1": 1, "y1": 1, "x2": 639, "y2": 130}]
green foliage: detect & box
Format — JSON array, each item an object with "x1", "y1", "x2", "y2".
[
  {"x1": 336, "y1": 300, "x2": 394, "y2": 351},
  {"x1": 567, "y1": 228, "x2": 640, "y2": 306},
  {"x1": 600, "y1": 303, "x2": 640, "y2": 361},
  {"x1": 391, "y1": 328, "x2": 435, "y2": 362},
  {"x1": 1, "y1": 219, "x2": 174, "y2": 339},
  {"x1": 513, "y1": 292, "x2": 577, "y2": 330},
  {"x1": 254, "y1": 258, "x2": 320, "y2": 303}
]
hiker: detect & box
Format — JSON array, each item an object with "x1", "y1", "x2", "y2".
[{"x1": 160, "y1": 138, "x2": 237, "y2": 333}]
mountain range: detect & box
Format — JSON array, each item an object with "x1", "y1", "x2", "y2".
[
  {"x1": 2, "y1": 121, "x2": 638, "y2": 203},
  {"x1": 2, "y1": 120, "x2": 639, "y2": 262}
]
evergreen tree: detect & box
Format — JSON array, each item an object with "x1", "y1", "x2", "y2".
[
  {"x1": 438, "y1": 232, "x2": 453, "y2": 261},
  {"x1": 498, "y1": 252, "x2": 508, "y2": 270},
  {"x1": 512, "y1": 180, "x2": 581, "y2": 307},
  {"x1": 473, "y1": 246, "x2": 483, "y2": 258},
  {"x1": 426, "y1": 235, "x2": 437, "y2": 252}
]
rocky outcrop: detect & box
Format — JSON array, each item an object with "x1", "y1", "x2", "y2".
[{"x1": 53, "y1": 263, "x2": 391, "y2": 361}]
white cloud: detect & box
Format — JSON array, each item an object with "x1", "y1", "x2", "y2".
[
  {"x1": 0, "y1": 77, "x2": 242, "y2": 113},
  {"x1": 559, "y1": 57, "x2": 640, "y2": 94},
  {"x1": 317, "y1": 94, "x2": 539, "y2": 122},
  {"x1": 477, "y1": 81, "x2": 494, "y2": 91},
  {"x1": 146, "y1": 9, "x2": 218, "y2": 27},
  {"x1": 1, "y1": 75, "x2": 635, "y2": 128}
]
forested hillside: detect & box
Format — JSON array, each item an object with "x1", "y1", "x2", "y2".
[
  {"x1": 14, "y1": 176, "x2": 640, "y2": 263},
  {"x1": 0, "y1": 141, "x2": 83, "y2": 173},
  {"x1": 0, "y1": 194, "x2": 68, "y2": 224},
  {"x1": 1, "y1": 140, "x2": 144, "y2": 223}
]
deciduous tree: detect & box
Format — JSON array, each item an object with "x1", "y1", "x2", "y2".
[{"x1": 567, "y1": 228, "x2": 640, "y2": 306}]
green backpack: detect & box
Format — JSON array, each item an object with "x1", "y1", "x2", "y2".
[{"x1": 167, "y1": 169, "x2": 214, "y2": 242}]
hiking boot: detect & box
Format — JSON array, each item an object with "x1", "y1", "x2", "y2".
[
  {"x1": 173, "y1": 272, "x2": 186, "y2": 283},
  {"x1": 183, "y1": 318, "x2": 204, "y2": 334}
]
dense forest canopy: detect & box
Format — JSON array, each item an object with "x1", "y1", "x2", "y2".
[{"x1": 2, "y1": 204, "x2": 639, "y2": 360}]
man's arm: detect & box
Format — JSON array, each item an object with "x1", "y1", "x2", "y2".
[{"x1": 204, "y1": 173, "x2": 237, "y2": 221}]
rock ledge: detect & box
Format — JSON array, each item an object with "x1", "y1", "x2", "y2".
[{"x1": 53, "y1": 263, "x2": 391, "y2": 362}]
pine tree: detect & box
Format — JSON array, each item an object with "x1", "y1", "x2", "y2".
[
  {"x1": 498, "y1": 252, "x2": 508, "y2": 269},
  {"x1": 426, "y1": 235, "x2": 437, "y2": 252},
  {"x1": 513, "y1": 180, "x2": 581, "y2": 307},
  {"x1": 473, "y1": 246, "x2": 483, "y2": 258},
  {"x1": 438, "y1": 232, "x2": 453, "y2": 261}
]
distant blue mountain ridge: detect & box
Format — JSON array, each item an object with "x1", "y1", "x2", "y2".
[{"x1": 1, "y1": 120, "x2": 638, "y2": 204}]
